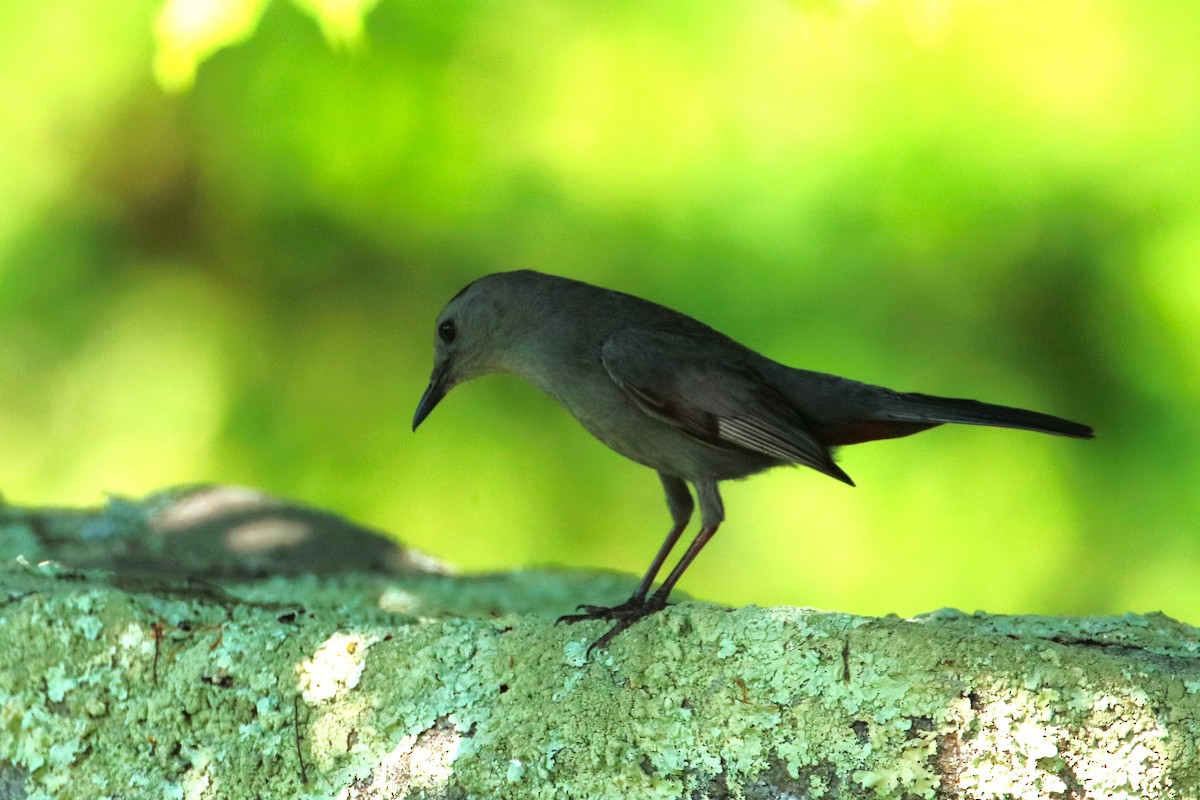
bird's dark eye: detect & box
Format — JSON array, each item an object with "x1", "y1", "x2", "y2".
[{"x1": 438, "y1": 320, "x2": 456, "y2": 343}]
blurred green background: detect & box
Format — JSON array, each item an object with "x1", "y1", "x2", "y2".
[{"x1": 2, "y1": 0, "x2": 1198, "y2": 622}]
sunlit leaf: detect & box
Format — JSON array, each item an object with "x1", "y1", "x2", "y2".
[
  {"x1": 291, "y1": 0, "x2": 380, "y2": 48},
  {"x1": 154, "y1": 0, "x2": 271, "y2": 92}
]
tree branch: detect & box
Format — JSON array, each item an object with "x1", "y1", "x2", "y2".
[{"x1": 2, "y1": 487, "x2": 1197, "y2": 798}]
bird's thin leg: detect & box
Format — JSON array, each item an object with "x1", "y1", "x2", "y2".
[
  {"x1": 557, "y1": 474, "x2": 692, "y2": 625},
  {"x1": 630, "y1": 474, "x2": 695, "y2": 600},
  {"x1": 647, "y1": 478, "x2": 724, "y2": 605},
  {"x1": 564, "y1": 480, "x2": 724, "y2": 655},
  {"x1": 647, "y1": 523, "x2": 718, "y2": 604},
  {"x1": 630, "y1": 521, "x2": 687, "y2": 599}
]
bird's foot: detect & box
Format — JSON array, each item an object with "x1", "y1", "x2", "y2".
[
  {"x1": 556, "y1": 596, "x2": 654, "y2": 624},
  {"x1": 556, "y1": 594, "x2": 669, "y2": 655}
]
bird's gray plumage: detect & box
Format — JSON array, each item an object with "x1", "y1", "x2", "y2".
[{"x1": 413, "y1": 270, "x2": 1093, "y2": 651}]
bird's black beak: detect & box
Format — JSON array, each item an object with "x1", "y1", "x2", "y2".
[{"x1": 412, "y1": 362, "x2": 449, "y2": 431}]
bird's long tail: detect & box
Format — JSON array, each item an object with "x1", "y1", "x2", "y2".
[{"x1": 879, "y1": 392, "x2": 1094, "y2": 439}]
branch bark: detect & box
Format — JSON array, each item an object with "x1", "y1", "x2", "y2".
[{"x1": 1, "y1": 487, "x2": 1198, "y2": 799}]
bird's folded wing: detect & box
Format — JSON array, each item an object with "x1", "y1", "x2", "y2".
[{"x1": 601, "y1": 329, "x2": 852, "y2": 484}]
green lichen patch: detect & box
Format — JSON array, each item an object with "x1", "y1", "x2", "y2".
[{"x1": 2, "y1": 557, "x2": 1199, "y2": 798}]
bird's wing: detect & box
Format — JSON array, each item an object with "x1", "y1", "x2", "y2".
[{"x1": 601, "y1": 329, "x2": 853, "y2": 484}]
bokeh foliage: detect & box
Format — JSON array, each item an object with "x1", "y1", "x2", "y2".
[{"x1": 2, "y1": 0, "x2": 1198, "y2": 621}]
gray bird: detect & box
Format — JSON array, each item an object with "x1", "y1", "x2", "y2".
[{"x1": 413, "y1": 270, "x2": 1093, "y2": 651}]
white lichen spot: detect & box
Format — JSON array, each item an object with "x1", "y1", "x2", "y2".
[
  {"x1": 48, "y1": 739, "x2": 82, "y2": 768},
  {"x1": 1066, "y1": 687, "x2": 1093, "y2": 712},
  {"x1": 70, "y1": 591, "x2": 96, "y2": 613},
  {"x1": 506, "y1": 758, "x2": 525, "y2": 782},
  {"x1": 553, "y1": 667, "x2": 584, "y2": 701},
  {"x1": 956, "y1": 687, "x2": 1168, "y2": 799},
  {"x1": 181, "y1": 746, "x2": 214, "y2": 800},
  {"x1": 119, "y1": 623, "x2": 149, "y2": 651},
  {"x1": 14, "y1": 706, "x2": 52, "y2": 772},
  {"x1": 73, "y1": 614, "x2": 104, "y2": 641},
  {"x1": 300, "y1": 632, "x2": 380, "y2": 703},
  {"x1": 238, "y1": 720, "x2": 263, "y2": 740},
  {"x1": 562, "y1": 639, "x2": 590, "y2": 667},
  {"x1": 45, "y1": 665, "x2": 77, "y2": 702},
  {"x1": 378, "y1": 586, "x2": 420, "y2": 614},
  {"x1": 352, "y1": 721, "x2": 460, "y2": 796}
]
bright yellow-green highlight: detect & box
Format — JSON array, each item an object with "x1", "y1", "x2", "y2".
[
  {"x1": 154, "y1": 0, "x2": 270, "y2": 92},
  {"x1": 154, "y1": 0, "x2": 378, "y2": 91}
]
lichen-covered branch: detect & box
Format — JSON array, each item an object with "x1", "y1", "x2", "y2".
[{"x1": 1, "y1": 487, "x2": 1198, "y2": 799}]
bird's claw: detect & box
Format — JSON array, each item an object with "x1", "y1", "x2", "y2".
[
  {"x1": 556, "y1": 597, "x2": 654, "y2": 625},
  {"x1": 558, "y1": 603, "x2": 622, "y2": 622},
  {"x1": 556, "y1": 595, "x2": 670, "y2": 655}
]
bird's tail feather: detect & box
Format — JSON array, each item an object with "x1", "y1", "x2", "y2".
[{"x1": 884, "y1": 392, "x2": 1094, "y2": 439}]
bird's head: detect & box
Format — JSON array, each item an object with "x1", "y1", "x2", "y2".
[{"x1": 412, "y1": 271, "x2": 545, "y2": 430}]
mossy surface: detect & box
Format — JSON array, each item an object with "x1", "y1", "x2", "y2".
[{"x1": 2, "y1": 490, "x2": 1199, "y2": 799}]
